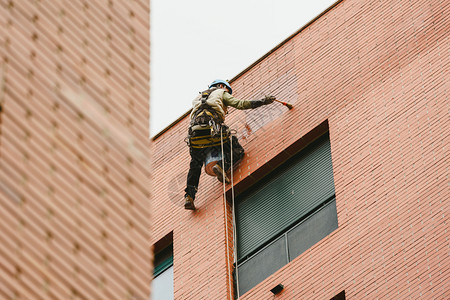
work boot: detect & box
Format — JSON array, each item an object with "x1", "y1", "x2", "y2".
[
  {"x1": 212, "y1": 164, "x2": 230, "y2": 184},
  {"x1": 184, "y1": 195, "x2": 195, "y2": 210}
]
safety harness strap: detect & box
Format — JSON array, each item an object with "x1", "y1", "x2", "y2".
[{"x1": 189, "y1": 128, "x2": 229, "y2": 148}]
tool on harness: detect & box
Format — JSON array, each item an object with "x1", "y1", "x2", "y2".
[
  {"x1": 187, "y1": 88, "x2": 229, "y2": 148},
  {"x1": 188, "y1": 127, "x2": 229, "y2": 149}
]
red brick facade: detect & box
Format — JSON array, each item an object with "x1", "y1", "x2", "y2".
[
  {"x1": 1, "y1": 1, "x2": 150, "y2": 299},
  {"x1": 152, "y1": 0, "x2": 448, "y2": 299}
]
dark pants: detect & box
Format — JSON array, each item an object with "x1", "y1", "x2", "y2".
[{"x1": 185, "y1": 136, "x2": 244, "y2": 199}]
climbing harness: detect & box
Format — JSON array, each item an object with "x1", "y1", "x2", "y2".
[
  {"x1": 186, "y1": 88, "x2": 229, "y2": 149},
  {"x1": 220, "y1": 127, "x2": 240, "y2": 299}
]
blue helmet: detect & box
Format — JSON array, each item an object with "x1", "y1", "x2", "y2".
[{"x1": 209, "y1": 79, "x2": 232, "y2": 94}]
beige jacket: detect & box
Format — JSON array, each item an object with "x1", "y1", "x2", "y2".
[{"x1": 190, "y1": 88, "x2": 253, "y2": 121}]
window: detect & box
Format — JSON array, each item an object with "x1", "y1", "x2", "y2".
[
  {"x1": 151, "y1": 235, "x2": 174, "y2": 300},
  {"x1": 235, "y1": 133, "x2": 338, "y2": 295}
]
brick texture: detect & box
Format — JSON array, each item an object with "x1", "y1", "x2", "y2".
[
  {"x1": 0, "y1": 1, "x2": 150, "y2": 299},
  {"x1": 152, "y1": 0, "x2": 448, "y2": 299}
]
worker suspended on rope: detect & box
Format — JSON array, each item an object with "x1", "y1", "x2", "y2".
[{"x1": 184, "y1": 79, "x2": 276, "y2": 210}]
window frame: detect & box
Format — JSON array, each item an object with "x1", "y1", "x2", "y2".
[
  {"x1": 151, "y1": 233, "x2": 174, "y2": 300},
  {"x1": 233, "y1": 127, "x2": 338, "y2": 295}
]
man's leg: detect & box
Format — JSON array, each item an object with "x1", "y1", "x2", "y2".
[
  {"x1": 230, "y1": 135, "x2": 245, "y2": 166},
  {"x1": 185, "y1": 147, "x2": 205, "y2": 209},
  {"x1": 222, "y1": 136, "x2": 244, "y2": 171},
  {"x1": 213, "y1": 136, "x2": 245, "y2": 184}
]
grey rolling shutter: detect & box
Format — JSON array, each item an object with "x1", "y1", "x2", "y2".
[{"x1": 236, "y1": 134, "x2": 335, "y2": 260}]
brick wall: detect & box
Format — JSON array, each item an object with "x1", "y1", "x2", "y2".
[
  {"x1": 0, "y1": 1, "x2": 150, "y2": 299},
  {"x1": 152, "y1": 0, "x2": 448, "y2": 299}
]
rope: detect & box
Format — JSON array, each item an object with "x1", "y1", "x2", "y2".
[
  {"x1": 220, "y1": 127, "x2": 233, "y2": 300},
  {"x1": 230, "y1": 132, "x2": 240, "y2": 299},
  {"x1": 220, "y1": 128, "x2": 240, "y2": 299}
]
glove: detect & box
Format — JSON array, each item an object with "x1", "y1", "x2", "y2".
[{"x1": 263, "y1": 95, "x2": 276, "y2": 104}]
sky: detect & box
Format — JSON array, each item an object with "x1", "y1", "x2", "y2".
[{"x1": 150, "y1": 0, "x2": 337, "y2": 136}]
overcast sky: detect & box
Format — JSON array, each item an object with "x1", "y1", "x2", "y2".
[{"x1": 150, "y1": 0, "x2": 337, "y2": 136}]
